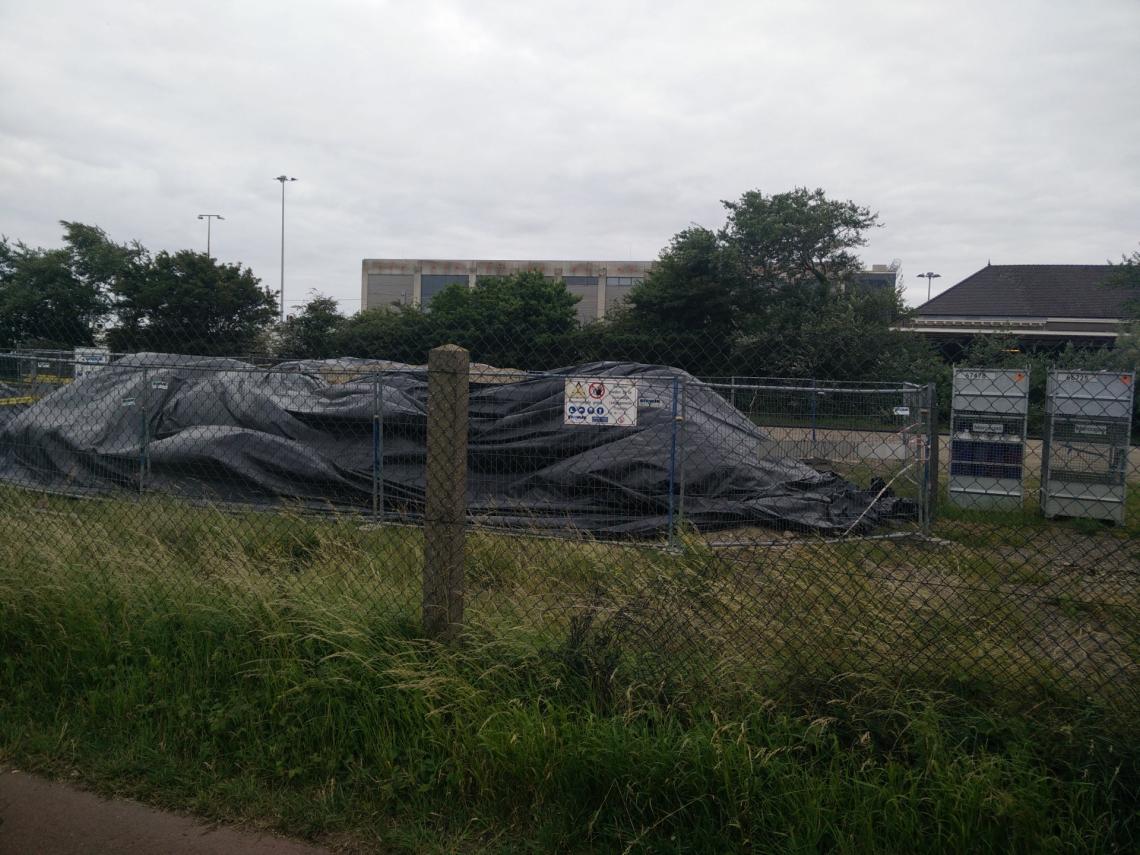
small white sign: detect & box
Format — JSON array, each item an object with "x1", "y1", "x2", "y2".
[
  {"x1": 564, "y1": 377, "x2": 639, "y2": 427},
  {"x1": 972, "y1": 422, "x2": 1004, "y2": 434},
  {"x1": 1056, "y1": 372, "x2": 1096, "y2": 383},
  {"x1": 893, "y1": 406, "x2": 911, "y2": 417},
  {"x1": 74, "y1": 347, "x2": 110, "y2": 379}
]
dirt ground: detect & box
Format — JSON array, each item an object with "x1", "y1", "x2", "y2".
[
  {"x1": 765, "y1": 426, "x2": 1140, "y2": 484},
  {"x1": 0, "y1": 767, "x2": 331, "y2": 855}
]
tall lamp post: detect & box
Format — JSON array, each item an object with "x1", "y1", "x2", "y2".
[
  {"x1": 196, "y1": 213, "x2": 224, "y2": 259},
  {"x1": 917, "y1": 271, "x2": 942, "y2": 302},
  {"x1": 274, "y1": 175, "x2": 298, "y2": 322}
]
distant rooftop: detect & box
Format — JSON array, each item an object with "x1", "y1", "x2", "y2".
[{"x1": 915, "y1": 264, "x2": 1129, "y2": 319}]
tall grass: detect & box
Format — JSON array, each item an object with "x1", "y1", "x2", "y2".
[{"x1": 1, "y1": 490, "x2": 1137, "y2": 852}]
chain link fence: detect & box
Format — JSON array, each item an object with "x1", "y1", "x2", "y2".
[{"x1": 0, "y1": 344, "x2": 1136, "y2": 709}]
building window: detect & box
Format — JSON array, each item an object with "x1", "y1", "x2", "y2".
[
  {"x1": 605, "y1": 277, "x2": 642, "y2": 312},
  {"x1": 421, "y1": 274, "x2": 468, "y2": 305},
  {"x1": 560, "y1": 276, "x2": 599, "y2": 322},
  {"x1": 367, "y1": 273, "x2": 414, "y2": 308},
  {"x1": 562, "y1": 276, "x2": 598, "y2": 287}
]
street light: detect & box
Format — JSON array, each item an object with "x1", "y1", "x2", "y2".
[
  {"x1": 274, "y1": 175, "x2": 298, "y2": 323},
  {"x1": 916, "y1": 271, "x2": 942, "y2": 302},
  {"x1": 196, "y1": 214, "x2": 224, "y2": 259}
]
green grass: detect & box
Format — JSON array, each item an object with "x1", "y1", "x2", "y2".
[{"x1": 1, "y1": 490, "x2": 1138, "y2": 852}]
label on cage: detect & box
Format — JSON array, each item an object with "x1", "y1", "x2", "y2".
[
  {"x1": 893, "y1": 406, "x2": 911, "y2": 416},
  {"x1": 1055, "y1": 372, "x2": 1097, "y2": 384},
  {"x1": 151, "y1": 381, "x2": 168, "y2": 391},
  {"x1": 971, "y1": 422, "x2": 1004, "y2": 435},
  {"x1": 122, "y1": 397, "x2": 136, "y2": 407},
  {"x1": 1073, "y1": 423, "x2": 1109, "y2": 437},
  {"x1": 564, "y1": 377, "x2": 638, "y2": 427}
]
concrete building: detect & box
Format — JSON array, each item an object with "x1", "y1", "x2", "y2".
[
  {"x1": 361, "y1": 258, "x2": 654, "y2": 323},
  {"x1": 855, "y1": 263, "x2": 901, "y2": 291},
  {"x1": 361, "y1": 258, "x2": 901, "y2": 322}
]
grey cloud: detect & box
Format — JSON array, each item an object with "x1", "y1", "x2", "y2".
[{"x1": 1, "y1": 0, "x2": 1137, "y2": 312}]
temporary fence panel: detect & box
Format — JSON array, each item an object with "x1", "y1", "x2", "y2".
[
  {"x1": 467, "y1": 367, "x2": 684, "y2": 542},
  {"x1": 1041, "y1": 370, "x2": 1135, "y2": 524},
  {"x1": 702, "y1": 378, "x2": 934, "y2": 539},
  {"x1": 948, "y1": 367, "x2": 1030, "y2": 510}
]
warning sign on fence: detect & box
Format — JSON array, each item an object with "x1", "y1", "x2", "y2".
[
  {"x1": 73, "y1": 347, "x2": 109, "y2": 379},
  {"x1": 564, "y1": 377, "x2": 639, "y2": 427}
]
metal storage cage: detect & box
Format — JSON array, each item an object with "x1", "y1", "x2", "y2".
[
  {"x1": 1041, "y1": 370, "x2": 1135, "y2": 524},
  {"x1": 948, "y1": 367, "x2": 1030, "y2": 510}
]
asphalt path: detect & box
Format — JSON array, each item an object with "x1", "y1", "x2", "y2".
[{"x1": 0, "y1": 768, "x2": 331, "y2": 855}]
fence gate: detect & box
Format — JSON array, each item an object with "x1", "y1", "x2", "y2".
[
  {"x1": 948, "y1": 367, "x2": 1030, "y2": 511},
  {"x1": 1041, "y1": 370, "x2": 1135, "y2": 525}
]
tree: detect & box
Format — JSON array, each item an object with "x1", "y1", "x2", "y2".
[
  {"x1": 0, "y1": 223, "x2": 128, "y2": 348},
  {"x1": 1106, "y1": 249, "x2": 1140, "y2": 319},
  {"x1": 624, "y1": 226, "x2": 747, "y2": 335},
  {"x1": 334, "y1": 304, "x2": 440, "y2": 364},
  {"x1": 106, "y1": 250, "x2": 277, "y2": 355},
  {"x1": 1, "y1": 222, "x2": 279, "y2": 357},
  {"x1": 732, "y1": 285, "x2": 935, "y2": 381},
  {"x1": 626, "y1": 188, "x2": 879, "y2": 340},
  {"x1": 330, "y1": 272, "x2": 581, "y2": 368},
  {"x1": 1115, "y1": 321, "x2": 1140, "y2": 368},
  {"x1": 59, "y1": 221, "x2": 147, "y2": 295},
  {"x1": 428, "y1": 271, "x2": 580, "y2": 368},
  {"x1": 278, "y1": 293, "x2": 346, "y2": 358},
  {"x1": 616, "y1": 188, "x2": 890, "y2": 376},
  {"x1": 722, "y1": 187, "x2": 877, "y2": 288}
]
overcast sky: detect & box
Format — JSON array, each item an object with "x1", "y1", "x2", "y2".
[{"x1": 2, "y1": 0, "x2": 1138, "y2": 311}]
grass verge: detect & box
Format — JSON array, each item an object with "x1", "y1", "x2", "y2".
[{"x1": 1, "y1": 491, "x2": 1138, "y2": 852}]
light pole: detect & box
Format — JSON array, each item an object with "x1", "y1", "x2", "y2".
[
  {"x1": 274, "y1": 175, "x2": 297, "y2": 322},
  {"x1": 196, "y1": 214, "x2": 224, "y2": 259},
  {"x1": 917, "y1": 271, "x2": 942, "y2": 302}
]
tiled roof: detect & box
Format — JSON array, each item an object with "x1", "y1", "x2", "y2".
[{"x1": 914, "y1": 265, "x2": 1132, "y2": 319}]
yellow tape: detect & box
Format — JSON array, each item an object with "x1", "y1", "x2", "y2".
[{"x1": 0, "y1": 396, "x2": 35, "y2": 405}]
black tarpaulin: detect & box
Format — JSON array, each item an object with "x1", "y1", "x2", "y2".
[{"x1": 0, "y1": 354, "x2": 915, "y2": 535}]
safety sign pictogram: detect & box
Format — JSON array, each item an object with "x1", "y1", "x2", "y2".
[{"x1": 564, "y1": 377, "x2": 639, "y2": 427}]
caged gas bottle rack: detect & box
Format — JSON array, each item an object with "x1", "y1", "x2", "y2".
[
  {"x1": 1041, "y1": 370, "x2": 1135, "y2": 525},
  {"x1": 948, "y1": 367, "x2": 1030, "y2": 511}
]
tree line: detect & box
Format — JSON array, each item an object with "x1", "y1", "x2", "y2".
[
  {"x1": 285, "y1": 188, "x2": 935, "y2": 380},
  {"x1": 3, "y1": 189, "x2": 1137, "y2": 393},
  {"x1": 0, "y1": 222, "x2": 275, "y2": 355}
]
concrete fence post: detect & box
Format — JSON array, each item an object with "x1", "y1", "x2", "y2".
[{"x1": 422, "y1": 344, "x2": 469, "y2": 639}]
